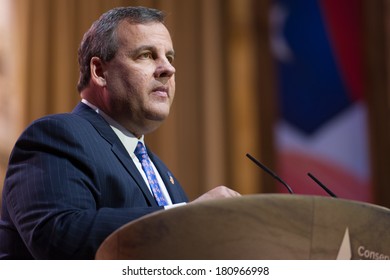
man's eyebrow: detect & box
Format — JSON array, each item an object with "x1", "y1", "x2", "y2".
[
  {"x1": 127, "y1": 45, "x2": 152, "y2": 56},
  {"x1": 129, "y1": 45, "x2": 175, "y2": 57}
]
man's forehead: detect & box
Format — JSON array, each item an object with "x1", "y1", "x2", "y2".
[{"x1": 116, "y1": 21, "x2": 171, "y2": 40}]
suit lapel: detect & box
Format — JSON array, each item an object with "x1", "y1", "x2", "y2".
[{"x1": 72, "y1": 103, "x2": 158, "y2": 206}]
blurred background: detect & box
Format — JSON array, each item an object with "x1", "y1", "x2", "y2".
[{"x1": 1, "y1": 0, "x2": 390, "y2": 208}]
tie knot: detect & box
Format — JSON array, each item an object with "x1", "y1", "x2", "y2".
[{"x1": 134, "y1": 141, "x2": 148, "y2": 160}]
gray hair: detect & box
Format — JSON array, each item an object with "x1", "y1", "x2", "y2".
[{"x1": 77, "y1": 6, "x2": 166, "y2": 92}]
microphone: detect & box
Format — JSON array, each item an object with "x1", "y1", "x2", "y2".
[
  {"x1": 246, "y1": 153, "x2": 338, "y2": 198},
  {"x1": 246, "y1": 153, "x2": 294, "y2": 194},
  {"x1": 307, "y1": 172, "x2": 338, "y2": 198}
]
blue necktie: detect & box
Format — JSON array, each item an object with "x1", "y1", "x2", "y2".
[{"x1": 134, "y1": 141, "x2": 168, "y2": 206}]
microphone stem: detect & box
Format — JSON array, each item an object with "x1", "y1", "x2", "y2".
[
  {"x1": 307, "y1": 172, "x2": 337, "y2": 198},
  {"x1": 246, "y1": 153, "x2": 294, "y2": 194}
]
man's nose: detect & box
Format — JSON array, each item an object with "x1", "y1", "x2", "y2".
[{"x1": 155, "y1": 57, "x2": 176, "y2": 79}]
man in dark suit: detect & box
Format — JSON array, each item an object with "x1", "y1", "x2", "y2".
[{"x1": 0, "y1": 6, "x2": 239, "y2": 259}]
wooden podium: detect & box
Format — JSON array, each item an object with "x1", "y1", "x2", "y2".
[{"x1": 95, "y1": 194, "x2": 390, "y2": 259}]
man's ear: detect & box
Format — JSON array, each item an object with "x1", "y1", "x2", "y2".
[{"x1": 90, "y1": 57, "x2": 107, "y2": 87}]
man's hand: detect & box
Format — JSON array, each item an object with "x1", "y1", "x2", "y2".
[{"x1": 192, "y1": 186, "x2": 241, "y2": 203}]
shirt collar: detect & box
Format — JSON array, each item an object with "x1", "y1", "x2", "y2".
[{"x1": 81, "y1": 99, "x2": 144, "y2": 158}]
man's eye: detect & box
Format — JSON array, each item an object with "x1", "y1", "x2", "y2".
[
  {"x1": 139, "y1": 52, "x2": 153, "y2": 59},
  {"x1": 167, "y1": 55, "x2": 174, "y2": 64}
]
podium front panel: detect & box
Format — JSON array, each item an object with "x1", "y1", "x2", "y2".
[{"x1": 96, "y1": 194, "x2": 390, "y2": 259}]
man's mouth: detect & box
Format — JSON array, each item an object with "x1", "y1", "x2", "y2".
[{"x1": 152, "y1": 86, "x2": 169, "y2": 98}]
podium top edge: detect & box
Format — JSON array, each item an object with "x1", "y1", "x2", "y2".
[{"x1": 191, "y1": 193, "x2": 390, "y2": 212}]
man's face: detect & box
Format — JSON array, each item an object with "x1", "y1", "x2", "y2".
[{"x1": 102, "y1": 21, "x2": 176, "y2": 137}]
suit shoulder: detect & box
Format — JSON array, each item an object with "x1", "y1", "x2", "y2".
[
  {"x1": 26, "y1": 112, "x2": 93, "y2": 132},
  {"x1": 15, "y1": 113, "x2": 100, "y2": 147},
  {"x1": 31, "y1": 112, "x2": 86, "y2": 125}
]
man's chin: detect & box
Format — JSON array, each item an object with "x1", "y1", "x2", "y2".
[{"x1": 147, "y1": 107, "x2": 170, "y2": 121}]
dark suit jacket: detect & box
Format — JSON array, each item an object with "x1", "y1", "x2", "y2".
[{"x1": 0, "y1": 102, "x2": 188, "y2": 259}]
